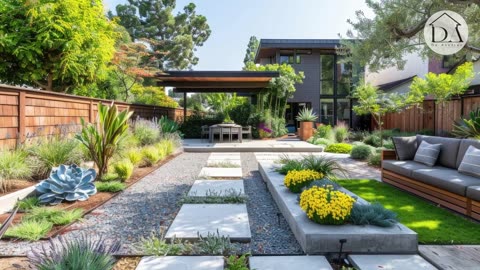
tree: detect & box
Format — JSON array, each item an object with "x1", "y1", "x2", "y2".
[
  {"x1": 351, "y1": 82, "x2": 421, "y2": 146},
  {"x1": 244, "y1": 36, "x2": 259, "y2": 65},
  {"x1": 343, "y1": 0, "x2": 480, "y2": 72},
  {"x1": 131, "y1": 86, "x2": 179, "y2": 108},
  {"x1": 112, "y1": 0, "x2": 211, "y2": 70},
  {"x1": 410, "y1": 62, "x2": 476, "y2": 104},
  {"x1": 0, "y1": 0, "x2": 117, "y2": 92}
]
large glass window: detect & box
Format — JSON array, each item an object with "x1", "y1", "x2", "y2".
[
  {"x1": 336, "y1": 99, "x2": 350, "y2": 125},
  {"x1": 320, "y1": 99, "x2": 334, "y2": 125},
  {"x1": 320, "y1": 55, "x2": 334, "y2": 95}
]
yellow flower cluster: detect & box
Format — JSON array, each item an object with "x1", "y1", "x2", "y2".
[
  {"x1": 299, "y1": 185, "x2": 356, "y2": 225},
  {"x1": 284, "y1": 170, "x2": 323, "y2": 193}
]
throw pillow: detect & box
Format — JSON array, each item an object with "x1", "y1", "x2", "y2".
[
  {"x1": 458, "y1": 145, "x2": 480, "y2": 178},
  {"x1": 414, "y1": 141, "x2": 441, "y2": 166},
  {"x1": 392, "y1": 136, "x2": 417, "y2": 160}
]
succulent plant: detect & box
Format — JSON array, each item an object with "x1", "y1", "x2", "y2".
[{"x1": 36, "y1": 164, "x2": 97, "y2": 205}]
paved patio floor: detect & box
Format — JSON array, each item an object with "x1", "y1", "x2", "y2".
[{"x1": 182, "y1": 138, "x2": 324, "y2": 152}]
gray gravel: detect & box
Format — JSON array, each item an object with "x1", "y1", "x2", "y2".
[
  {"x1": 0, "y1": 152, "x2": 210, "y2": 256},
  {"x1": 241, "y1": 152, "x2": 303, "y2": 255}
]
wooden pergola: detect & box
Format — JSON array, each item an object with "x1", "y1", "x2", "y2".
[{"x1": 156, "y1": 71, "x2": 280, "y2": 120}]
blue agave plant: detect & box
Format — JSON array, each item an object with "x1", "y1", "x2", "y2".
[{"x1": 36, "y1": 164, "x2": 97, "y2": 205}]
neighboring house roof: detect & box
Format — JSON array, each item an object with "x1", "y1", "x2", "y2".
[{"x1": 377, "y1": 76, "x2": 416, "y2": 92}]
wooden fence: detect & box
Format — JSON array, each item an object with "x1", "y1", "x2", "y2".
[
  {"x1": 382, "y1": 95, "x2": 480, "y2": 136},
  {"x1": 0, "y1": 84, "x2": 194, "y2": 149}
]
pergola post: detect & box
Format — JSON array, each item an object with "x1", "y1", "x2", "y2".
[{"x1": 183, "y1": 91, "x2": 187, "y2": 122}]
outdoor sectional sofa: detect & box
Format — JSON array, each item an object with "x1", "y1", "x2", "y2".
[{"x1": 381, "y1": 135, "x2": 480, "y2": 220}]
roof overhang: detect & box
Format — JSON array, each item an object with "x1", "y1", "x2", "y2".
[{"x1": 156, "y1": 71, "x2": 279, "y2": 93}]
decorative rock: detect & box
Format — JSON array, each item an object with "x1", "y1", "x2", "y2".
[
  {"x1": 249, "y1": 256, "x2": 332, "y2": 270},
  {"x1": 165, "y1": 204, "x2": 251, "y2": 242},
  {"x1": 136, "y1": 256, "x2": 224, "y2": 270},
  {"x1": 348, "y1": 254, "x2": 437, "y2": 270},
  {"x1": 188, "y1": 180, "x2": 244, "y2": 197},
  {"x1": 199, "y1": 167, "x2": 242, "y2": 178}
]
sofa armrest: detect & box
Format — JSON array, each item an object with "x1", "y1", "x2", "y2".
[{"x1": 381, "y1": 150, "x2": 397, "y2": 161}]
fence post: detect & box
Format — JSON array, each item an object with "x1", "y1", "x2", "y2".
[{"x1": 17, "y1": 90, "x2": 26, "y2": 147}]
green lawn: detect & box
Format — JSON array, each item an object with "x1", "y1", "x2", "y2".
[{"x1": 337, "y1": 179, "x2": 480, "y2": 244}]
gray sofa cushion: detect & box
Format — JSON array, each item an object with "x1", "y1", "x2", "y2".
[
  {"x1": 414, "y1": 141, "x2": 441, "y2": 166},
  {"x1": 456, "y1": 139, "x2": 480, "y2": 168},
  {"x1": 412, "y1": 167, "x2": 480, "y2": 196},
  {"x1": 466, "y1": 186, "x2": 480, "y2": 201},
  {"x1": 458, "y1": 145, "x2": 480, "y2": 177},
  {"x1": 416, "y1": 135, "x2": 461, "y2": 168},
  {"x1": 392, "y1": 136, "x2": 417, "y2": 160},
  {"x1": 382, "y1": 160, "x2": 432, "y2": 178}
]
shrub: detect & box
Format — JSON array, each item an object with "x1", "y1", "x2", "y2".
[
  {"x1": 36, "y1": 164, "x2": 97, "y2": 205},
  {"x1": 100, "y1": 172, "x2": 119, "y2": 182},
  {"x1": 48, "y1": 209, "x2": 83, "y2": 226},
  {"x1": 158, "y1": 116, "x2": 181, "y2": 135},
  {"x1": 197, "y1": 230, "x2": 233, "y2": 256},
  {"x1": 333, "y1": 122, "x2": 349, "y2": 142},
  {"x1": 132, "y1": 118, "x2": 161, "y2": 146},
  {"x1": 296, "y1": 107, "x2": 318, "y2": 122},
  {"x1": 29, "y1": 137, "x2": 84, "y2": 178},
  {"x1": 382, "y1": 139, "x2": 395, "y2": 150},
  {"x1": 350, "y1": 145, "x2": 373, "y2": 160},
  {"x1": 325, "y1": 143, "x2": 353, "y2": 154},
  {"x1": 142, "y1": 146, "x2": 161, "y2": 166},
  {"x1": 349, "y1": 131, "x2": 369, "y2": 141},
  {"x1": 275, "y1": 156, "x2": 304, "y2": 175},
  {"x1": 139, "y1": 232, "x2": 194, "y2": 256},
  {"x1": 300, "y1": 155, "x2": 347, "y2": 178},
  {"x1": 95, "y1": 181, "x2": 126, "y2": 193},
  {"x1": 284, "y1": 170, "x2": 324, "y2": 193},
  {"x1": 76, "y1": 103, "x2": 133, "y2": 179},
  {"x1": 16, "y1": 197, "x2": 40, "y2": 211},
  {"x1": 126, "y1": 148, "x2": 143, "y2": 166},
  {"x1": 368, "y1": 152, "x2": 382, "y2": 166},
  {"x1": 0, "y1": 149, "x2": 33, "y2": 193},
  {"x1": 312, "y1": 138, "x2": 333, "y2": 146},
  {"x1": 25, "y1": 207, "x2": 83, "y2": 226},
  {"x1": 28, "y1": 235, "x2": 120, "y2": 270},
  {"x1": 180, "y1": 113, "x2": 223, "y2": 138},
  {"x1": 5, "y1": 219, "x2": 52, "y2": 241},
  {"x1": 160, "y1": 139, "x2": 175, "y2": 155},
  {"x1": 113, "y1": 159, "x2": 134, "y2": 181},
  {"x1": 225, "y1": 254, "x2": 249, "y2": 270},
  {"x1": 300, "y1": 186, "x2": 355, "y2": 225},
  {"x1": 315, "y1": 124, "x2": 333, "y2": 140},
  {"x1": 349, "y1": 202, "x2": 398, "y2": 227},
  {"x1": 363, "y1": 134, "x2": 382, "y2": 147},
  {"x1": 154, "y1": 142, "x2": 168, "y2": 159}
]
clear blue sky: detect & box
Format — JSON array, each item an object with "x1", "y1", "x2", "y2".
[{"x1": 104, "y1": 0, "x2": 372, "y2": 71}]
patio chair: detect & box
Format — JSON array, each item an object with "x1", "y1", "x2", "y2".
[
  {"x1": 230, "y1": 127, "x2": 241, "y2": 142},
  {"x1": 242, "y1": 125, "x2": 252, "y2": 141},
  {"x1": 200, "y1": 125, "x2": 209, "y2": 142}
]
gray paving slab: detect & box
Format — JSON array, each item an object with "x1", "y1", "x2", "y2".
[
  {"x1": 249, "y1": 256, "x2": 332, "y2": 270},
  {"x1": 199, "y1": 167, "x2": 242, "y2": 178},
  {"x1": 258, "y1": 161, "x2": 417, "y2": 254},
  {"x1": 419, "y1": 245, "x2": 480, "y2": 270},
  {"x1": 188, "y1": 180, "x2": 244, "y2": 196},
  {"x1": 348, "y1": 255, "x2": 437, "y2": 270},
  {"x1": 135, "y1": 256, "x2": 224, "y2": 270},
  {"x1": 165, "y1": 204, "x2": 251, "y2": 242},
  {"x1": 206, "y1": 159, "x2": 241, "y2": 167}
]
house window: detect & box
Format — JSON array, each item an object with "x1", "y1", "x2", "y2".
[
  {"x1": 295, "y1": 49, "x2": 312, "y2": 64},
  {"x1": 280, "y1": 49, "x2": 294, "y2": 64},
  {"x1": 320, "y1": 55, "x2": 334, "y2": 95}
]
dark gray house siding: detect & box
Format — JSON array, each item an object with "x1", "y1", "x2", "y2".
[{"x1": 290, "y1": 53, "x2": 321, "y2": 116}]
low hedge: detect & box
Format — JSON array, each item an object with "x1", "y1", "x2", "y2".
[{"x1": 325, "y1": 143, "x2": 353, "y2": 154}]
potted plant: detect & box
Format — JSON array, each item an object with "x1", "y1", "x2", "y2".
[
  {"x1": 219, "y1": 113, "x2": 235, "y2": 127},
  {"x1": 296, "y1": 108, "x2": 318, "y2": 141}
]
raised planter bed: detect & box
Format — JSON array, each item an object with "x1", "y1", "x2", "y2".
[{"x1": 258, "y1": 161, "x2": 418, "y2": 254}]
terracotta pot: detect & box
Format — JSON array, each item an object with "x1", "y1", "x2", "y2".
[{"x1": 299, "y1": 121, "x2": 314, "y2": 141}]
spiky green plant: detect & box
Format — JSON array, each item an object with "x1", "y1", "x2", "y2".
[
  {"x1": 126, "y1": 149, "x2": 143, "y2": 166},
  {"x1": 196, "y1": 230, "x2": 233, "y2": 256},
  {"x1": 28, "y1": 235, "x2": 120, "y2": 270},
  {"x1": 24, "y1": 207, "x2": 83, "y2": 226},
  {"x1": 142, "y1": 146, "x2": 161, "y2": 166},
  {"x1": 133, "y1": 118, "x2": 161, "y2": 146},
  {"x1": 49, "y1": 209, "x2": 83, "y2": 226},
  {"x1": 453, "y1": 108, "x2": 480, "y2": 139},
  {"x1": 349, "y1": 202, "x2": 398, "y2": 227},
  {"x1": 76, "y1": 102, "x2": 133, "y2": 179},
  {"x1": 16, "y1": 197, "x2": 40, "y2": 211},
  {"x1": 5, "y1": 219, "x2": 52, "y2": 241},
  {"x1": 300, "y1": 155, "x2": 347, "y2": 178},
  {"x1": 139, "y1": 231, "x2": 194, "y2": 256},
  {"x1": 0, "y1": 149, "x2": 33, "y2": 193},
  {"x1": 274, "y1": 155, "x2": 304, "y2": 175},
  {"x1": 158, "y1": 116, "x2": 181, "y2": 134},
  {"x1": 113, "y1": 159, "x2": 134, "y2": 181},
  {"x1": 295, "y1": 107, "x2": 318, "y2": 122},
  {"x1": 225, "y1": 254, "x2": 249, "y2": 270},
  {"x1": 95, "y1": 181, "x2": 126, "y2": 193}
]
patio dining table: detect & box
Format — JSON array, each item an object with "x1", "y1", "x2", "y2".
[{"x1": 209, "y1": 124, "x2": 243, "y2": 143}]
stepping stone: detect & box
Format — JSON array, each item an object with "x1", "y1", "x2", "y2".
[
  {"x1": 165, "y1": 204, "x2": 251, "y2": 242},
  {"x1": 136, "y1": 256, "x2": 224, "y2": 270},
  {"x1": 348, "y1": 255, "x2": 437, "y2": 270},
  {"x1": 188, "y1": 180, "x2": 244, "y2": 196},
  {"x1": 199, "y1": 167, "x2": 242, "y2": 178},
  {"x1": 249, "y1": 256, "x2": 332, "y2": 270},
  {"x1": 206, "y1": 159, "x2": 241, "y2": 167},
  {"x1": 208, "y1": 153, "x2": 241, "y2": 160}
]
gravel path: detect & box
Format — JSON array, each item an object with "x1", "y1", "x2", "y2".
[
  {"x1": 0, "y1": 152, "x2": 210, "y2": 256},
  {"x1": 241, "y1": 152, "x2": 303, "y2": 255}
]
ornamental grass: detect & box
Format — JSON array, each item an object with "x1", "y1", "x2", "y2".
[
  {"x1": 300, "y1": 186, "x2": 356, "y2": 225},
  {"x1": 284, "y1": 169, "x2": 323, "y2": 193}
]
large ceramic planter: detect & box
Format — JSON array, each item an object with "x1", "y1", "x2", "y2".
[{"x1": 299, "y1": 121, "x2": 314, "y2": 141}]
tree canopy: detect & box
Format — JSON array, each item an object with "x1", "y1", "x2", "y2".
[
  {"x1": 0, "y1": 0, "x2": 117, "y2": 92},
  {"x1": 244, "y1": 36, "x2": 259, "y2": 65},
  {"x1": 343, "y1": 0, "x2": 480, "y2": 72},
  {"x1": 112, "y1": 0, "x2": 211, "y2": 70}
]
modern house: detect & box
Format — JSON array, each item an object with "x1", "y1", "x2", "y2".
[{"x1": 254, "y1": 39, "x2": 366, "y2": 130}]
